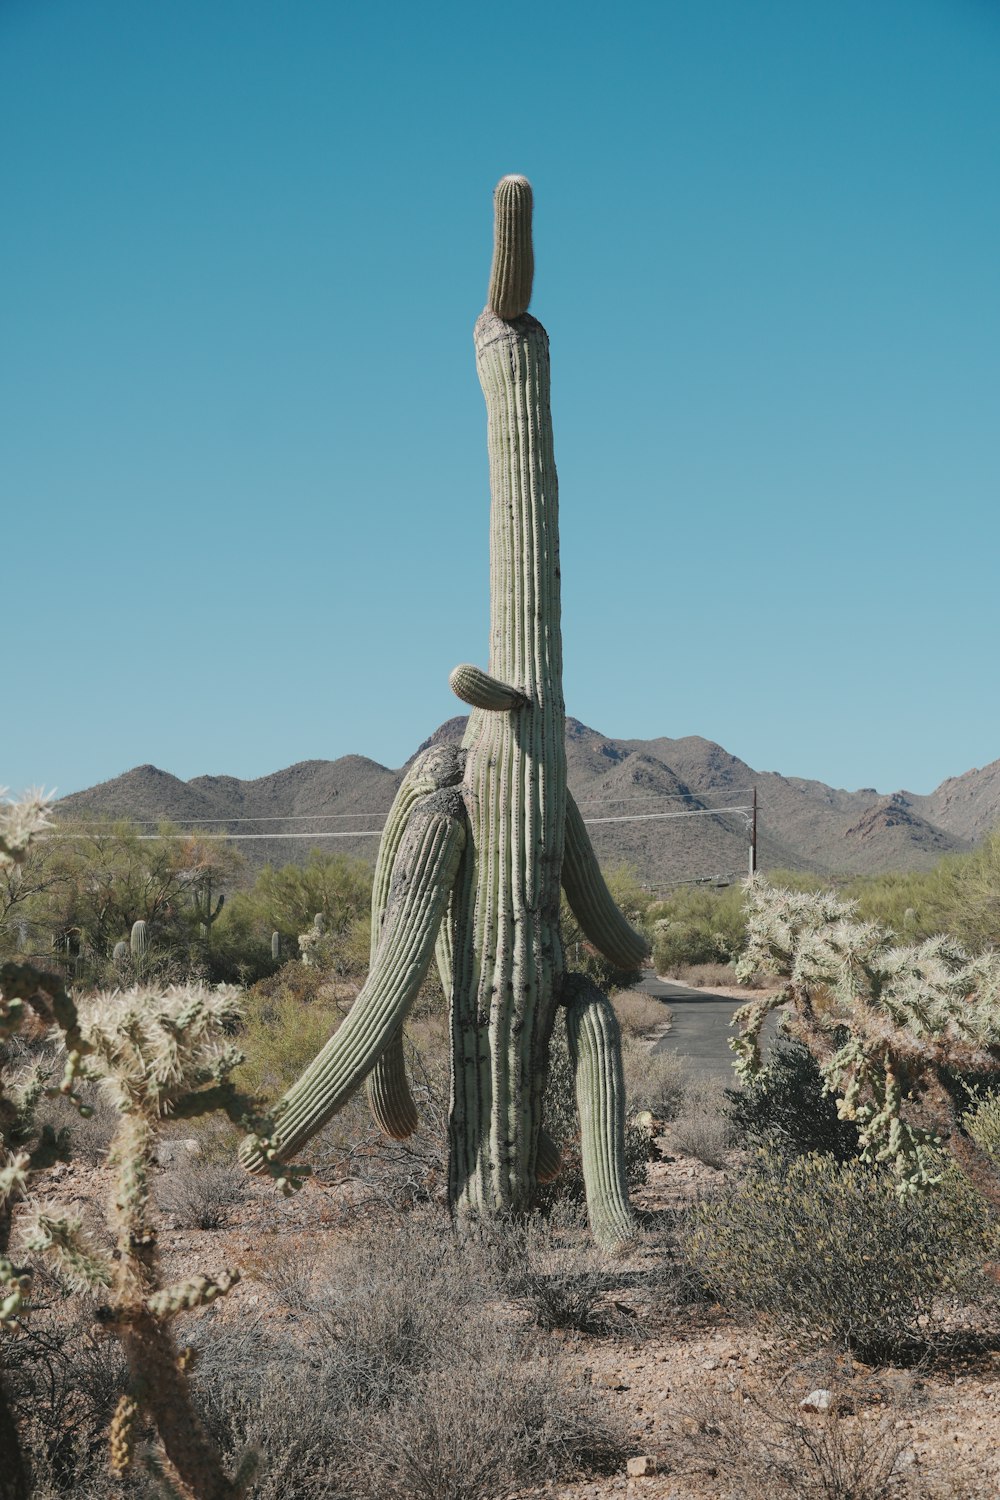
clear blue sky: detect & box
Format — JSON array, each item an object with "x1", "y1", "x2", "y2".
[{"x1": 5, "y1": 0, "x2": 998, "y2": 799}]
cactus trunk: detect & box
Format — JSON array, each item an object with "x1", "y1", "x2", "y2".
[{"x1": 447, "y1": 296, "x2": 567, "y2": 1218}]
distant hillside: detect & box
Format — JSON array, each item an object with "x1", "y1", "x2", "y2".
[{"x1": 58, "y1": 723, "x2": 1000, "y2": 889}]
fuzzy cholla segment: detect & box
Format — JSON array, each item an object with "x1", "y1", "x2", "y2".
[
  {"x1": 734, "y1": 876, "x2": 1000, "y2": 1195},
  {"x1": 0, "y1": 788, "x2": 52, "y2": 868},
  {"x1": 77, "y1": 982, "x2": 245, "y2": 1116}
]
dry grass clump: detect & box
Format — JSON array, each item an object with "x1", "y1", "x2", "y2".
[
  {"x1": 670, "y1": 1077, "x2": 732, "y2": 1169},
  {"x1": 155, "y1": 1158, "x2": 250, "y2": 1230},
  {"x1": 620, "y1": 1039, "x2": 688, "y2": 1121},
  {"x1": 611, "y1": 987, "x2": 671, "y2": 1038},
  {"x1": 188, "y1": 1210, "x2": 627, "y2": 1500},
  {"x1": 664, "y1": 1378, "x2": 924, "y2": 1499}
]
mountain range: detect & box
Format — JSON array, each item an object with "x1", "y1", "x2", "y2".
[{"x1": 56, "y1": 720, "x2": 1000, "y2": 889}]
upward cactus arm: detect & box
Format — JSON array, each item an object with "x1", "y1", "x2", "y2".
[
  {"x1": 562, "y1": 792, "x2": 650, "y2": 971},
  {"x1": 243, "y1": 789, "x2": 466, "y2": 1170}
]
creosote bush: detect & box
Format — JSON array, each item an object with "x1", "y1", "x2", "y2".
[{"x1": 679, "y1": 1149, "x2": 999, "y2": 1362}]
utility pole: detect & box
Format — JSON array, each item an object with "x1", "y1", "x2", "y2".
[{"x1": 748, "y1": 786, "x2": 758, "y2": 877}]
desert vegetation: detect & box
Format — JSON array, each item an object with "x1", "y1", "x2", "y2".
[{"x1": 6, "y1": 787, "x2": 1000, "y2": 1498}]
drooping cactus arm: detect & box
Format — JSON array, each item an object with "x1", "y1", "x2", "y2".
[
  {"x1": 449, "y1": 663, "x2": 527, "y2": 712},
  {"x1": 562, "y1": 791, "x2": 650, "y2": 970},
  {"x1": 365, "y1": 746, "x2": 465, "y2": 1139},
  {"x1": 564, "y1": 974, "x2": 636, "y2": 1250},
  {"x1": 242, "y1": 789, "x2": 466, "y2": 1170}
]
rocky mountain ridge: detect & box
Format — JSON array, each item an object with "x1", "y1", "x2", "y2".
[{"x1": 56, "y1": 722, "x2": 1000, "y2": 888}]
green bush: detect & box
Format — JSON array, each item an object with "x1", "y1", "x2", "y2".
[
  {"x1": 679, "y1": 1150, "x2": 998, "y2": 1361},
  {"x1": 725, "y1": 1039, "x2": 862, "y2": 1162},
  {"x1": 648, "y1": 883, "x2": 747, "y2": 975}
]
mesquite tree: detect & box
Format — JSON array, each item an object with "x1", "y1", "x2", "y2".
[{"x1": 242, "y1": 176, "x2": 649, "y2": 1248}]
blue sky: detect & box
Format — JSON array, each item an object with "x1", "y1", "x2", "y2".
[{"x1": 4, "y1": 0, "x2": 999, "y2": 798}]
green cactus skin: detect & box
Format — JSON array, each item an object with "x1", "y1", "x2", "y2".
[
  {"x1": 242, "y1": 176, "x2": 648, "y2": 1249},
  {"x1": 487, "y1": 173, "x2": 534, "y2": 319},
  {"x1": 562, "y1": 792, "x2": 651, "y2": 971},
  {"x1": 448, "y1": 663, "x2": 527, "y2": 712},
  {"x1": 113, "y1": 940, "x2": 129, "y2": 966},
  {"x1": 271, "y1": 931, "x2": 281, "y2": 962},
  {"x1": 366, "y1": 744, "x2": 465, "y2": 1139},
  {"x1": 241, "y1": 791, "x2": 466, "y2": 1168},
  {"x1": 193, "y1": 881, "x2": 225, "y2": 940},
  {"x1": 565, "y1": 977, "x2": 635, "y2": 1248}
]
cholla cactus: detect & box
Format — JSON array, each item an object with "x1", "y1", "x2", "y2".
[
  {"x1": 733, "y1": 876, "x2": 1000, "y2": 1203},
  {"x1": 40, "y1": 981, "x2": 273, "y2": 1498},
  {"x1": 241, "y1": 177, "x2": 649, "y2": 1248},
  {"x1": 297, "y1": 912, "x2": 327, "y2": 968}
]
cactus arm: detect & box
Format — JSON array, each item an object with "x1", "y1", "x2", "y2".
[
  {"x1": 562, "y1": 791, "x2": 651, "y2": 971},
  {"x1": 365, "y1": 745, "x2": 465, "y2": 1140},
  {"x1": 448, "y1": 664, "x2": 527, "y2": 712},
  {"x1": 243, "y1": 789, "x2": 466, "y2": 1169},
  {"x1": 564, "y1": 975, "x2": 636, "y2": 1250}
]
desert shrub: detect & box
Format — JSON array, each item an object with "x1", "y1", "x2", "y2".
[
  {"x1": 621, "y1": 1038, "x2": 687, "y2": 1121},
  {"x1": 670, "y1": 1078, "x2": 732, "y2": 1169},
  {"x1": 611, "y1": 987, "x2": 669, "y2": 1038},
  {"x1": 679, "y1": 1150, "x2": 999, "y2": 1361},
  {"x1": 190, "y1": 1211, "x2": 626, "y2": 1500},
  {"x1": 965, "y1": 1089, "x2": 1000, "y2": 1163},
  {"x1": 725, "y1": 1039, "x2": 862, "y2": 1162},
  {"x1": 467, "y1": 1211, "x2": 623, "y2": 1334},
  {"x1": 648, "y1": 883, "x2": 747, "y2": 975},
  {"x1": 156, "y1": 1159, "x2": 249, "y2": 1230},
  {"x1": 234, "y1": 967, "x2": 352, "y2": 1098},
  {"x1": 665, "y1": 1379, "x2": 918, "y2": 1499}
]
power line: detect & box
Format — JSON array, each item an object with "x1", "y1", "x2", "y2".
[{"x1": 46, "y1": 802, "x2": 753, "y2": 842}]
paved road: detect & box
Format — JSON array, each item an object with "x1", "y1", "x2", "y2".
[{"x1": 639, "y1": 973, "x2": 784, "y2": 1081}]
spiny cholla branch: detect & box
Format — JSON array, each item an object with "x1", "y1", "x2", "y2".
[{"x1": 733, "y1": 876, "x2": 1000, "y2": 1201}]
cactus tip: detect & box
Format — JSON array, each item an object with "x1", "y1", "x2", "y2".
[{"x1": 488, "y1": 173, "x2": 534, "y2": 319}]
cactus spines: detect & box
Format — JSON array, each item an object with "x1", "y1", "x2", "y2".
[
  {"x1": 130, "y1": 920, "x2": 147, "y2": 959},
  {"x1": 487, "y1": 173, "x2": 533, "y2": 318},
  {"x1": 271, "y1": 930, "x2": 281, "y2": 962},
  {"x1": 242, "y1": 177, "x2": 648, "y2": 1248},
  {"x1": 113, "y1": 940, "x2": 129, "y2": 967}
]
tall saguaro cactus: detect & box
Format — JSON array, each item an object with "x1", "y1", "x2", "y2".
[{"x1": 242, "y1": 176, "x2": 649, "y2": 1247}]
